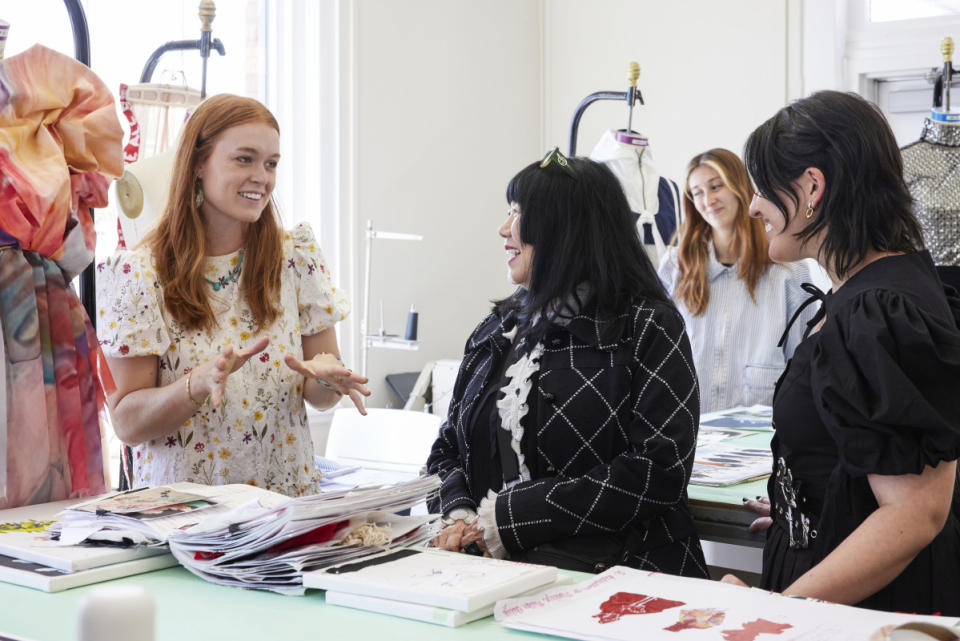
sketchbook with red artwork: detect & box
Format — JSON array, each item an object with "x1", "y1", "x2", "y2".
[{"x1": 493, "y1": 566, "x2": 960, "y2": 641}]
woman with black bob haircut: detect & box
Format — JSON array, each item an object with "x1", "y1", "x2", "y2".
[
  {"x1": 724, "y1": 90, "x2": 960, "y2": 615},
  {"x1": 427, "y1": 150, "x2": 708, "y2": 577}
]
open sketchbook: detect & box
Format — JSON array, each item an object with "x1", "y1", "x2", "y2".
[
  {"x1": 0, "y1": 497, "x2": 171, "y2": 573},
  {"x1": 304, "y1": 547, "x2": 558, "y2": 612},
  {"x1": 494, "y1": 566, "x2": 960, "y2": 641},
  {"x1": 0, "y1": 551, "x2": 176, "y2": 592}
]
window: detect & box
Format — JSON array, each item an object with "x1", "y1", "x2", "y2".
[{"x1": 869, "y1": 0, "x2": 960, "y2": 23}]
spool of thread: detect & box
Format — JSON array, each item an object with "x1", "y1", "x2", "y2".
[
  {"x1": 77, "y1": 585, "x2": 155, "y2": 641},
  {"x1": 404, "y1": 304, "x2": 418, "y2": 341}
]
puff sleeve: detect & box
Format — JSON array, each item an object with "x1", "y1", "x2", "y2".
[
  {"x1": 811, "y1": 288, "x2": 960, "y2": 476},
  {"x1": 96, "y1": 250, "x2": 171, "y2": 358},
  {"x1": 288, "y1": 223, "x2": 350, "y2": 334}
]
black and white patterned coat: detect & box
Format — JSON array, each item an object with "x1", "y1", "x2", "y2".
[{"x1": 426, "y1": 297, "x2": 707, "y2": 576}]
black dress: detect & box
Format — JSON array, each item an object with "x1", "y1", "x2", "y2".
[{"x1": 761, "y1": 251, "x2": 960, "y2": 615}]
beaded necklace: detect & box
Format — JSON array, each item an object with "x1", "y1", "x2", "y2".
[{"x1": 205, "y1": 251, "x2": 244, "y2": 292}]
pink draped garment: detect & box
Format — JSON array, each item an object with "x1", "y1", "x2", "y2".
[{"x1": 0, "y1": 44, "x2": 122, "y2": 508}]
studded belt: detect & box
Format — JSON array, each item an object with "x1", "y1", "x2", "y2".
[{"x1": 772, "y1": 457, "x2": 819, "y2": 550}]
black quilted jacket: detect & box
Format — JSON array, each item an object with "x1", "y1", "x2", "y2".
[{"x1": 426, "y1": 297, "x2": 708, "y2": 576}]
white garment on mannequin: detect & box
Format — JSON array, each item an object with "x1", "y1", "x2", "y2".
[{"x1": 589, "y1": 129, "x2": 667, "y2": 263}]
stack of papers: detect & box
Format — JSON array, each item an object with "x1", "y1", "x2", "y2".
[
  {"x1": 494, "y1": 566, "x2": 960, "y2": 641},
  {"x1": 167, "y1": 476, "x2": 441, "y2": 594},
  {"x1": 692, "y1": 405, "x2": 774, "y2": 487},
  {"x1": 52, "y1": 483, "x2": 291, "y2": 546},
  {"x1": 0, "y1": 497, "x2": 176, "y2": 592},
  {"x1": 305, "y1": 547, "x2": 561, "y2": 627},
  {"x1": 690, "y1": 442, "x2": 774, "y2": 487}
]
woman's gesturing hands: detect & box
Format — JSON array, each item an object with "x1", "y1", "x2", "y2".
[
  {"x1": 284, "y1": 351, "x2": 371, "y2": 415},
  {"x1": 190, "y1": 337, "x2": 271, "y2": 408}
]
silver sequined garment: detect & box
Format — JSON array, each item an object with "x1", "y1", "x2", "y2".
[{"x1": 902, "y1": 119, "x2": 960, "y2": 266}]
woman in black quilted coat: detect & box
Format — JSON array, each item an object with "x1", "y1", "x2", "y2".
[{"x1": 427, "y1": 150, "x2": 708, "y2": 577}]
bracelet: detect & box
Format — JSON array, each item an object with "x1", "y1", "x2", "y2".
[
  {"x1": 185, "y1": 369, "x2": 206, "y2": 407},
  {"x1": 312, "y1": 352, "x2": 345, "y2": 395}
]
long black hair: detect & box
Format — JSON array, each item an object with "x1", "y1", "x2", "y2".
[
  {"x1": 743, "y1": 90, "x2": 923, "y2": 279},
  {"x1": 496, "y1": 155, "x2": 672, "y2": 338}
]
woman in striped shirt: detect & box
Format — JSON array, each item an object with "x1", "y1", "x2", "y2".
[{"x1": 658, "y1": 148, "x2": 815, "y2": 413}]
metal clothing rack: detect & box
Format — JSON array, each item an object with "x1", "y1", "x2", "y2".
[
  {"x1": 64, "y1": 0, "x2": 226, "y2": 329},
  {"x1": 64, "y1": 0, "x2": 97, "y2": 325},
  {"x1": 932, "y1": 37, "x2": 957, "y2": 112},
  {"x1": 139, "y1": 0, "x2": 225, "y2": 95},
  {"x1": 568, "y1": 61, "x2": 644, "y2": 156}
]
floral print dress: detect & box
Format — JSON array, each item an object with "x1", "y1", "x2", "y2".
[{"x1": 97, "y1": 223, "x2": 348, "y2": 496}]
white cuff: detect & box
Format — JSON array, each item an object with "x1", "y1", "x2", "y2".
[
  {"x1": 443, "y1": 507, "x2": 477, "y2": 526},
  {"x1": 477, "y1": 491, "x2": 507, "y2": 559}
]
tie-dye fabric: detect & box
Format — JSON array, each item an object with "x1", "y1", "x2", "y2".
[{"x1": 0, "y1": 45, "x2": 123, "y2": 508}]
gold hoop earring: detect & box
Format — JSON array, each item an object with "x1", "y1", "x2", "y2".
[
  {"x1": 804, "y1": 202, "x2": 815, "y2": 219},
  {"x1": 194, "y1": 180, "x2": 205, "y2": 209}
]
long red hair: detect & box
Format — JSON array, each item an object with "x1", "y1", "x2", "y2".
[
  {"x1": 673, "y1": 148, "x2": 772, "y2": 316},
  {"x1": 143, "y1": 94, "x2": 283, "y2": 332}
]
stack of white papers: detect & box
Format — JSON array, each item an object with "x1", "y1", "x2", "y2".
[
  {"x1": 167, "y1": 476, "x2": 441, "y2": 594},
  {"x1": 494, "y1": 566, "x2": 960, "y2": 641},
  {"x1": 305, "y1": 547, "x2": 560, "y2": 627}
]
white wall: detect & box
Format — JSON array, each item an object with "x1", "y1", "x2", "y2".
[
  {"x1": 339, "y1": 0, "x2": 792, "y2": 409},
  {"x1": 543, "y1": 0, "x2": 789, "y2": 186},
  {"x1": 339, "y1": 0, "x2": 544, "y2": 407}
]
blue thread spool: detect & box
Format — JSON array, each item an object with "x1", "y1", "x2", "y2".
[{"x1": 404, "y1": 304, "x2": 418, "y2": 341}]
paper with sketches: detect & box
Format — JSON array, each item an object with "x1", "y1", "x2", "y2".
[
  {"x1": 690, "y1": 442, "x2": 773, "y2": 487},
  {"x1": 494, "y1": 567, "x2": 960, "y2": 641}
]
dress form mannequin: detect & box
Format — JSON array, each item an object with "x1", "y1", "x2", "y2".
[
  {"x1": 901, "y1": 37, "x2": 960, "y2": 290},
  {"x1": 589, "y1": 130, "x2": 681, "y2": 267},
  {"x1": 588, "y1": 63, "x2": 681, "y2": 267}
]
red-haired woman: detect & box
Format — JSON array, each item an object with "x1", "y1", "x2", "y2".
[
  {"x1": 658, "y1": 148, "x2": 815, "y2": 413},
  {"x1": 97, "y1": 94, "x2": 369, "y2": 497}
]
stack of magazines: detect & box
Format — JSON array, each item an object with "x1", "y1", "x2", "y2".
[
  {"x1": 51, "y1": 483, "x2": 292, "y2": 546},
  {"x1": 304, "y1": 547, "x2": 567, "y2": 627},
  {"x1": 0, "y1": 497, "x2": 177, "y2": 592},
  {"x1": 166, "y1": 476, "x2": 441, "y2": 594}
]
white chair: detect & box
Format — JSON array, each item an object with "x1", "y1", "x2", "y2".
[{"x1": 324, "y1": 407, "x2": 442, "y2": 475}]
